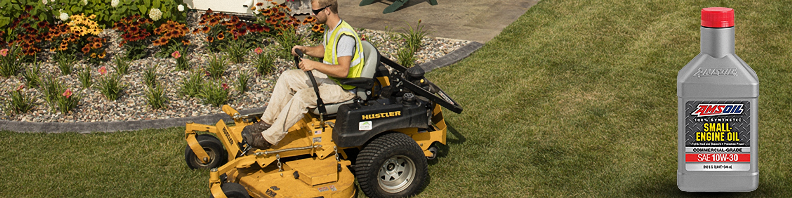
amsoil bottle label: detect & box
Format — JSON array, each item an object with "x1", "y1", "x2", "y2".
[{"x1": 685, "y1": 101, "x2": 751, "y2": 171}]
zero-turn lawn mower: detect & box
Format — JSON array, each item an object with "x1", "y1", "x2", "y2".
[{"x1": 183, "y1": 40, "x2": 463, "y2": 198}]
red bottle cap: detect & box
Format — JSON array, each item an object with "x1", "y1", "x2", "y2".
[{"x1": 701, "y1": 7, "x2": 734, "y2": 28}]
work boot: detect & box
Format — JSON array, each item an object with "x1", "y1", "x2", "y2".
[{"x1": 241, "y1": 121, "x2": 272, "y2": 150}]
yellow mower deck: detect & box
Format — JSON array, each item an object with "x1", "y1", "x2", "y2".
[{"x1": 185, "y1": 104, "x2": 450, "y2": 198}]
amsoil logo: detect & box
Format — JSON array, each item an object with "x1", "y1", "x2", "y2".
[
  {"x1": 691, "y1": 104, "x2": 743, "y2": 117},
  {"x1": 693, "y1": 68, "x2": 737, "y2": 77}
]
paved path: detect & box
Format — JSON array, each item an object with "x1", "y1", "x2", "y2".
[{"x1": 338, "y1": 0, "x2": 540, "y2": 43}]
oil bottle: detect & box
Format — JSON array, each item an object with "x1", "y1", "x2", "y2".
[{"x1": 677, "y1": 7, "x2": 759, "y2": 192}]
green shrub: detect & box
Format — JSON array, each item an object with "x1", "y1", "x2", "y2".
[
  {"x1": 23, "y1": 62, "x2": 42, "y2": 88},
  {"x1": 6, "y1": 85, "x2": 36, "y2": 115},
  {"x1": 145, "y1": 82, "x2": 168, "y2": 110},
  {"x1": 237, "y1": 73, "x2": 249, "y2": 93},
  {"x1": 199, "y1": 80, "x2": 229, "y2": 107},
  {"x1": 179, "y1": 70, "x2": 203, "y2": 97},
  {"x1": 56, "y1": 53, "x2": 77, "y2": 75},
  {"x1": 225, "y1": 38, "x2": 248, "y2": 64},
  {"x1": 143, "y1": 64, "x2": 158, "y2": 88},
  {"x1": 77, "y1": 66, "x2": 93, "y2": 88},
  {"x1": 96, "y1": 67, "x2": 127, "y2": 101},
  {"x1": 396, "y1": 46, "x2": 416, "y2": 68},
  {"x1": 254, "y1": 47, "x2": 275, "y2": 75},
  {"x1": 56, "y1": 88, "x2": 81, "y2": 114},
  {"x1": 113, "y1": 54, "x2": 131, "y2": 75},
  {"x1": 0, "y1": 46, "x2": 22, "y2": 77},
  {"x1": 206, "y1": 55, "x2": 227, "y2": 79},
  {"x1": 400, "y1": 20, "x2": 428, "y2": 52}
]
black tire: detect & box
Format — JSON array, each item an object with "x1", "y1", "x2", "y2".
[
  {"x1": 184, "y1": 134, "x2": 227, "y2": 169},
  {"x1": 220, "y1": 183, "x2": 250, "y2": 198},
  {"x1": 355, "y1": 133, "x2": 428, "y2": 198}
]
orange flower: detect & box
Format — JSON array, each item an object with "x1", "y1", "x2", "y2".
[
  {"x1": 256, "y1": 2, "x2": 263, "y2": 6},
  {"x1": 91, "y1": 53, "x2": 97, "y2": 58},
  {"x1": 217, "y1": 32, "x2": 224, "y2": 40},
  {"x1": 98, "y1": 52, "x2": 106, "y2": 59},
  {"x1": 59, "y1": 44, "x2": 68, "y2": 51},
  {"x1": 82, "y1": 46, "x2": 90, "y2": 53},
  {"x1": 202, "y1": 26, "x2": 210, "y2": 33},
  {"x1": 192, "y1": 28, "x2": 200, "y2": 34},
  {"x1": 92, "y1": 42, "x2": 102, "y2": 49},
  {"x1": 207, "y1": 36, "x2": 214, "y2": 42}
]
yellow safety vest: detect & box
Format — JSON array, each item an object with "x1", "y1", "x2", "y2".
[{"x1": 323, "y1": 20, "x2": 364, "y2": 90}]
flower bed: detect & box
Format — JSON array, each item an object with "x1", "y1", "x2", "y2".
[{"x1": 0, "y1": 1, "x2": 471, "y2": 123}]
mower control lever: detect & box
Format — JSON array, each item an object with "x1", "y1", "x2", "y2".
[{"x1": 294, "y1": 49, "x2": 327, "y2": 117}]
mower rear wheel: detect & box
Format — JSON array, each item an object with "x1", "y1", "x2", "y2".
[
  {"x1": 220, "y1": 183, "x2": 250, "y2": 198},
  {"x1": 184, "y1": 134, "x2": 227, "y2": 169},
  {"x1": 355, "y1": 133, "x2": 428, "y2": 198}
]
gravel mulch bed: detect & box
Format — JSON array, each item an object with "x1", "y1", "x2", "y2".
[{"x1": 0, "y1": 11, "x2": 471, "y2": 123}]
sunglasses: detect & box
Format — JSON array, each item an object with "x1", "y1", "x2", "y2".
[{"x1": 312, "y1": 5, "x2": 331, "y2": 15}]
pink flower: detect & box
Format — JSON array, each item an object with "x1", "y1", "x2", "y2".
[
  {"x1": 0, "y1": 49, "x2": 8, "y2": 57},
  {"x1": 99, "y1": 66, "x2": 107, "y2": 75},
  {"x1": 171, "y1": 51, "x2": 181, "y2": 59},
  {"x1": 254, "y1": 47, "x2": 263, "y2": 55},
  {"x1": 205, "y1": 71, "x2": 211, "y2": 76},
  {"x1": 16, "y1": 84, "x2": 24, "y2": 91},
  {"x1": 62, "y1": 89, "x2": 72, "y2": 99},
  {"x1": 222, "y1": 83, "x2": 229, "y2": 90}
]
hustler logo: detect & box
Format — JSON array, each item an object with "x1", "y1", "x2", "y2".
[
  {"x1": 691, "y1": 104, "x2": 743, "y2": 117},
  {"x1": 362, "y1": 111, "x2": 401, "y2": 120}
]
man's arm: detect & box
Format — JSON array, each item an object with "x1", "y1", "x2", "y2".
[
  {"x1": 291, "y1": 45, "x2": 325, "y2": 58},
  {"x1": 298, "y1": 56, "x2": 351, "y2": 78}
]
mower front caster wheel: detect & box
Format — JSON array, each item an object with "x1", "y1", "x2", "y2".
[
  {"x1": 213, "y1": 182, "x2": 250, "y2": 198},
  {"x1": 355, "y1": 133, "x2": 428, "y2": 198},
  {"x1": 184, "y1": 134, "x2": 228, "y2": 169}
]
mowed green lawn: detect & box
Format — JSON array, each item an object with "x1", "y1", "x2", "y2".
[{"x1": 3, "y1": 0, "x2": 792, "y2": 197}]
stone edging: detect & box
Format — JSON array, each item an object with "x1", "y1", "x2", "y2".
[{"x1": 0, "y1": 41, "x2": 483, "y2": 133}]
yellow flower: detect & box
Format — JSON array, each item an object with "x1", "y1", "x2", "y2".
[
  {"x1": 90, "y1": 53, "x2": 96, "y2": 58},
  {"x1": 89, "y1": 14, "x2": 96, "y2": 19}
]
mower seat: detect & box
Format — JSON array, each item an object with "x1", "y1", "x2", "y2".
[{"x1": 311, "y1": 40, "x2": 380, "y2": 115}]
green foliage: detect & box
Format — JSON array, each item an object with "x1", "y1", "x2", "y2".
[
  {"x1": 276, "y1": 27, "x2": 301, "y2": 60},
  {"x1": 237, "y1": 72, "x2": 249, "y2": 93},
  {"x1": 23, "y1": 62, "x2": 42, "y2": 88},
  {"x1": 400, "y1": 20, "x2": 428, "y2": 52},
  {"x1": 206, "y1": 55, "x2": 227, "y2": 79},
  {"x1": 144, "y1": 82, "x2": 168, "y2": 110},
  {"x1": 55, "y1": 88, "x2": 81, "y2": 114},
  {"x1": 113, "y1": 54, "x2": 131, "y2": 75},
  {"x1": 40, "y1": 77, "x2": 78, "y2": 113},
  {"x1": 178, "y1": 70, "x2": 203, "y2": 98},
  {"x1": 0, "y1": 46, "x2": 22, "y2": 77},
  {"x1": 396, "y1": 46, "x2": 416, "y2": 68},
  {"x1": 224, "y1": 38, "x2": 248, "y2": 64},
  {"x1": 143, "y1": 64, "x2": 158, "y2": 88},
  {"x1": 6, "y1": 85, "x2": 36, "y2": 115},
  {"x1": 254, "y1": 49, "x2": 275, "y2": 75},
  {"x1": 169, "y1": 46, "x2": 189, "y2": 71},
  {"x1": 96, "y1": 71, "x2": 127, "y2": 101},
  {"x1": 199, "y1": 80, "x2": 229, "y2": 107},
  {"x1": 56, "y1": 53, "x2": 77, "y2": 75},
  {"x1": 77, "y1": 66, "x2": 92, "y2": 88}
]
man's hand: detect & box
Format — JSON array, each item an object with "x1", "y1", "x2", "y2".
[
  {"x1": 298, "y1": 58, "x2": 317, "y2": 72},
  {"x1": 291, "y1": 45, "x2": 307, "y2": 57}
]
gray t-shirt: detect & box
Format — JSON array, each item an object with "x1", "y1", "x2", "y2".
[{"x1": 323, "y1": 21, "x2": 356, "y2": 67}]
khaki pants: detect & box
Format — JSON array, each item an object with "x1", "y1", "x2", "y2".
[{"x1": 260, "y1": 69, "x2": 355, "y2": 145}]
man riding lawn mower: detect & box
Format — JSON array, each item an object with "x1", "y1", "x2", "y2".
[{"x1": 183, "y1": 41, "x2": 462, "y2": 197}]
